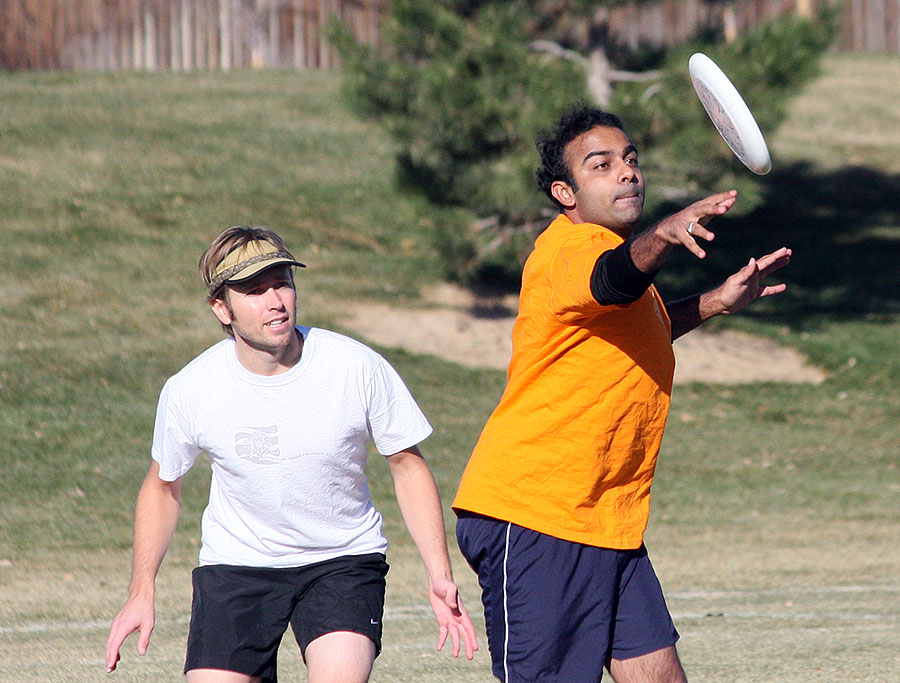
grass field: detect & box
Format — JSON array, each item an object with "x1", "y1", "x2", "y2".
[{"x1": 1, "y1": 53, "x2": 899, "y2": 682}]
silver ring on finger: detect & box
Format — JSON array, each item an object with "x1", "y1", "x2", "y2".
[{"x1": 686, "y1": 221, "x2": 695, "y2": 235}]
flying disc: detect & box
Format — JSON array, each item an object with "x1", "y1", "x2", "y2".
[{"x1": 688, "y1": 52, "x2": 772, "y2": 175}]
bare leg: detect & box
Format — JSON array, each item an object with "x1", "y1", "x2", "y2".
[
  {"x1": 185, "y1": 669, "x2": 260, "y2": 683},
  {"x1": 609, "y1": 645, "x2": 687, "y2": 683},
  {"x1": 305, "y1": 630, "x2": 376, "y2": 683}
]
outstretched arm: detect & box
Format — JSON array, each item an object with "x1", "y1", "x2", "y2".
[
  {"x1": 589, "y1": 190, "x2": 739, "y2": 306},
  {"x1": 386, "y1": 447, "x2": 479, "y2": 661},
  {"x1": 105, "y1": 460, "x2": 183, "y2": 673},
  {"x1": 667, "y1": 247, "x2": 792, "y2": 340},
  {"x1": 629, "y1": 190, "x2": 738, "y2": 273}
]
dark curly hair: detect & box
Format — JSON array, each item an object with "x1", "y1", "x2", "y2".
[{"x1": 536, "y1": 105, "x2": 628, "y2": 209}]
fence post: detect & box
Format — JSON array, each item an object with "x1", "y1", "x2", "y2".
[
  {"x1": 318, "y1": 0, "x2": 329, "y2": 69},
  {"x1": 220, "y1": 0, "x2": 231, "y2": 71},
  {"x1": 293, "y1": 0, "x2": 306, "y2": 69}
]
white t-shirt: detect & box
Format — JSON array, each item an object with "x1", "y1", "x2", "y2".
[{"x1": 151, "y1": 326, "x2": 433, "y2": 568}]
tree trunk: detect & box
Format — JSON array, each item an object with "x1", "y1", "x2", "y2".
[{"x1": 587, "y1": 47, "x2": 612, "y2": 107}]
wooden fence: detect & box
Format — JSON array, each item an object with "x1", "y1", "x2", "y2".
[
  {"x1": 594, "y1": 0, "x2": 898, "y2": 53},
  {"x1": 0, "y1": 0, "x2": 896, "y2": 72},
  {"x1": 0, "y1": 0, "x2": 384, "y2": 71},
  {"x1": 844, "y1": 0, "x2": 900, "y2": 51}
]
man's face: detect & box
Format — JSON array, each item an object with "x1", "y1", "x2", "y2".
[
  {"x1": 555, "y1": 125, "x2": 644, "y2": 235},
  {"x1": 212, "y1": 265, "x2": 297, "y2": 355}
]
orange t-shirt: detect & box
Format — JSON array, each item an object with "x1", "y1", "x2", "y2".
[{"x1": 453, "y1": 214, "x2": 675, "y2": 549}]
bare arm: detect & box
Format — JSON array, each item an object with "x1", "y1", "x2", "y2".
[
  {"x1": 386, "y1": 447, "x2": 478, "y2": 660},
  {"x1": 105, "y1": 460, "x2": 183, "y2": 673},
  {"x1": 667, "y1": 247, "x2": 792, "y2": 340}
]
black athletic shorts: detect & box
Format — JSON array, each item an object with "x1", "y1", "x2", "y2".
[
  {"x1": 457, "y1": 512, "x2": 678, "y2": 682},
  {"x1": 184, "y1": 553, "x2": 389, "y2": 682}
]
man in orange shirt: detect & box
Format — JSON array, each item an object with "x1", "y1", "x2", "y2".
[{"x1": 453, "y1": 106, "x2": 791, "y2": 682}]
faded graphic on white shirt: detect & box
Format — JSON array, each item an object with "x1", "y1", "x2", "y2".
[{"x1": 235, "y1": 425, "x2": 282, "y2": 464}]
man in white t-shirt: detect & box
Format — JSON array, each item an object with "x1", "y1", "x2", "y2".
[{"x1": 105, "y1": 226, "x2": 478, "y2": 682}]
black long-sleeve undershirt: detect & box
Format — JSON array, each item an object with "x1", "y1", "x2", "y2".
[{"x1": 589, "y1": 238, "x2": 660, "y2": 305}]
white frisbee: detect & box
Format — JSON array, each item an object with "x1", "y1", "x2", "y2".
[{"x1": 688, "y1": 52, "x2": 772, "y2": 175}]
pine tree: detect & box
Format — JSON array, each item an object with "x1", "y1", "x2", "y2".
[{"x1": 332, "y1": 0, "x2": 836, "y2": 289}]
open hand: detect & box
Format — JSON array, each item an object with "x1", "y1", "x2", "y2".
[
  {"x1": 653, "y1": 189, "x2": 738, "y2": 259},
  {"x1": 105, "y1": 596, "x2": 155, "y2": 672},
  {"x1": 428, "y1": 576, "x2": 479, "y2": 660},
  {"x1": 714, "y1": 247, "x2": 792, "y2": 314}
]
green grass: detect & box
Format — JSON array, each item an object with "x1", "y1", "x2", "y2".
[
  {"x1": 0, "y1": 68, "x2": 474, "y2": 552},
  {"x1": 1, "y1": 54, "x2": 899, "y2": 681}
]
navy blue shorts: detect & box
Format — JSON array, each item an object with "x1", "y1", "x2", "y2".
[
  {"x1": 184, "y1": 553, "x2": 388, "y2": 683},
  {"x1": 457, "y1": 512, "x2": 678, "y2": 682}
]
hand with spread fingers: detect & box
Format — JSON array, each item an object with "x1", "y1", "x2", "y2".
[
  {"x1": 629, "y1": 190, "x2": 738, "y2": 272},
  {"x1": 667, "y1": 245, "x2": 793, "y2": 340},
  {"x1": 709, "y1": 246, "x2": 792, "y2": 315},
  {"x1": 653, "y1": 189, "x2": 738, "y2": 259},
  {"x1": 429, "y1": 576, "x2": 479, "y2": 660}
]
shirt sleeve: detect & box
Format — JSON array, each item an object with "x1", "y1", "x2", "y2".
[
  {"x1": 547, "y1": 233, "x2": 625, "y2": 321},
  {"x1": 151, "y1": 378, "x2": 203, "y2": 480},
  {"x1": 590, "y1": 237, "x2": 659, "y2": 305},
  {"x1": 365, "y1": 355, "x2": 433, "y2": 456}
]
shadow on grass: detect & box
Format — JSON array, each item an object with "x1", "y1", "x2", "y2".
[{"x1": 651, "y1": 162, "x2": 900, "y2": 328}]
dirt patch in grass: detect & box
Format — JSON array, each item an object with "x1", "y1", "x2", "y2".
[{"x1": 339, "y1": 284, "x2": 826, "y2": 385}]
